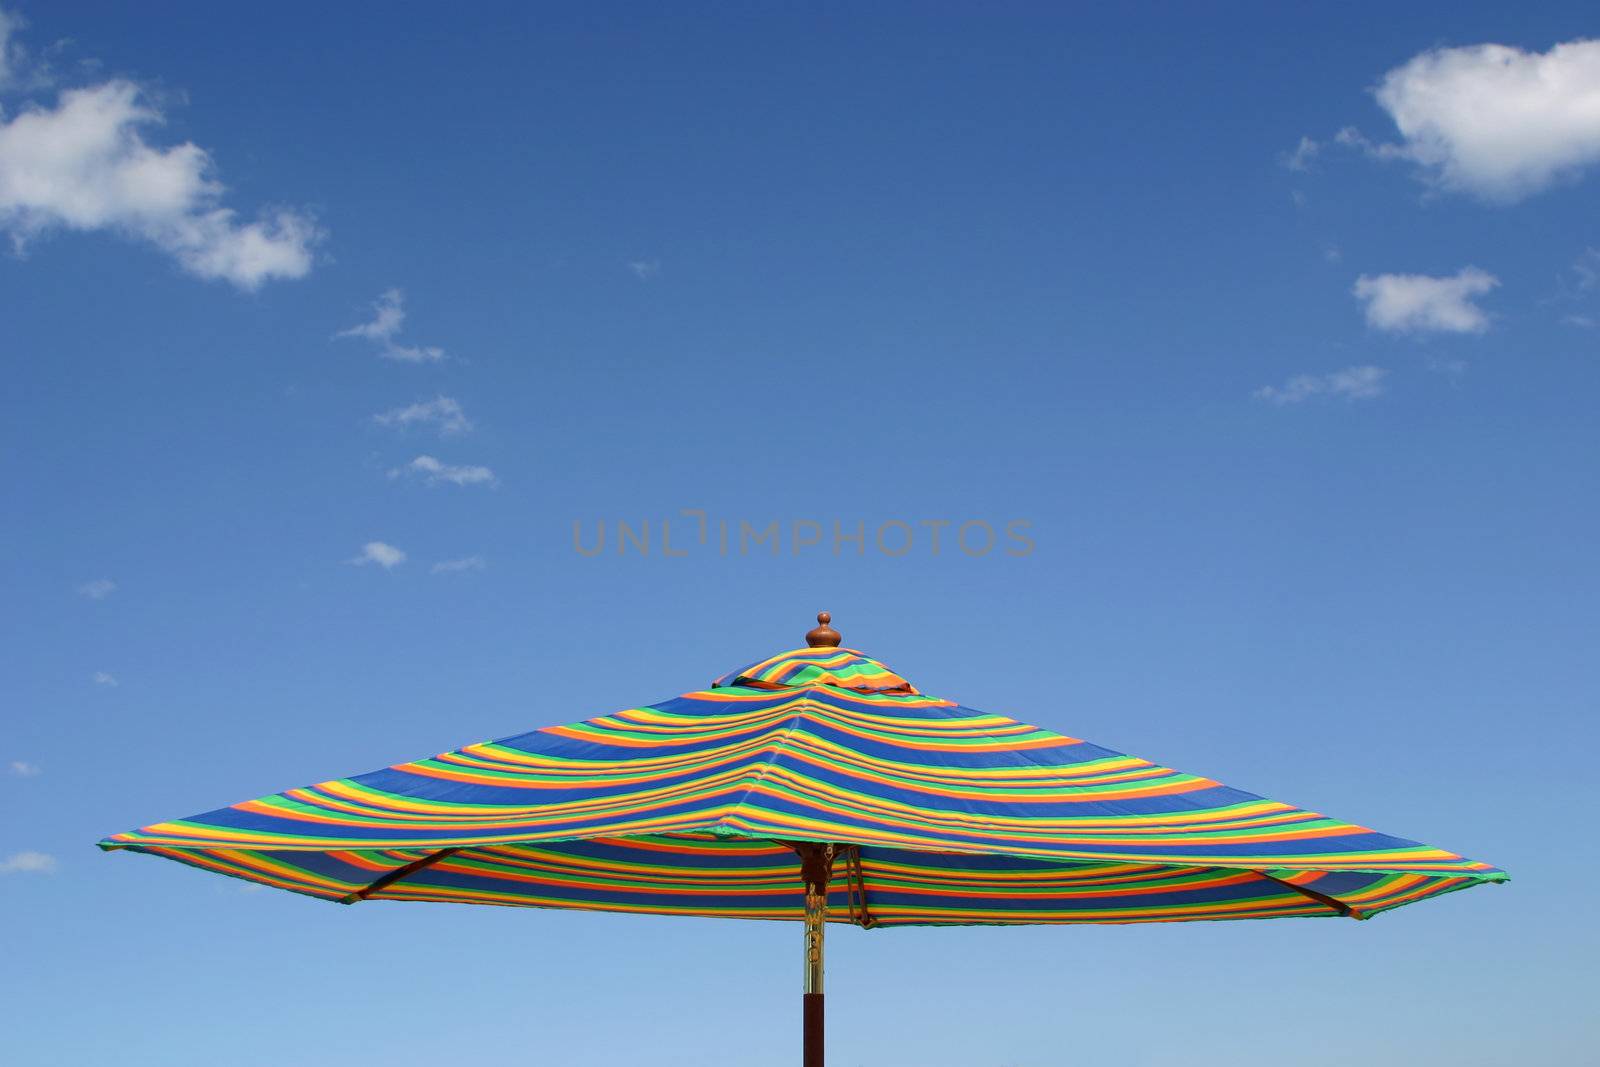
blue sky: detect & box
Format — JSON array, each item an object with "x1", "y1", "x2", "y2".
[{"x1": 3, "y1": 4, "x2": 1597, "y2": 1064}]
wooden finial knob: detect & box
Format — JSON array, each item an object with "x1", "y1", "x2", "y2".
[{"x1": 805, "y1": 612, "x2": 841, "y2": 648}]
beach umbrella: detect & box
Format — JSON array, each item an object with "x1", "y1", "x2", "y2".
[{"x1": 101, "y1": 613, "x2": 1503, "y2": 1066}]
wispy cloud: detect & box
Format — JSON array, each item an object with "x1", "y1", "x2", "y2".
[
  {"x1": 0, "y1": 850, "x2": 58, "y2": 874},
  {"x1": 1280, "y1": 136, "x2": 1321, "y2": 172},
  {"x1": 1338, "y1": 40, "x2": 1600, "y2": 202},
  {"x1": 373, "y1": 396, "x2": 471, "y2": 436},
  {"x1": 1255, "y1": 365, "x2": 1388, "y2": 405},
  {"x1": 1332, "y1": 125, "x2": 1403, "y2": 160},
  {"x1": 92, "y1": 670, "x2": 118, "y2": 687},
  {"x1": 0, "y1": 8, "x2": 56, "y2": 93},
  {"x1": 350, "y1": 541, "x2": 405, "y2": 569},
  {"x1": 336, "y1": 289, "x2": 444, "y2": 363},
  {"x1": 0, "y1": 36, "x2": 319, "y2": 290},
  {"x1": 1556, "y1": 247, "x2": 1600, "y2": 324},
  {"x1": 1353, "y1": 268, "x2": 1498, "y2": 334},
  {"x1": 8, "y1": 760, "x2": 40, "y2": 777},
  {"x1": 389, "y1": 454, "x2": 497, "y2": 488},
  {"x1": 76, "y1": 578, "x2": 116, "y2": 599},
  {"x1": 1548, "y1": 249, "x2": 1600, "y2": 327},
  {"x1": 1573, "y1": 247, "x2": 1600, "y2": 292},
  {"x1": 627, "y1": 259, "x2": 660, "y2": 280},
  {"x1": 0, "y1": 7, "x2": 28, "y2": 89},
  {"x1": 431, "y1": 555, "x2": 485, "y2": 574}
]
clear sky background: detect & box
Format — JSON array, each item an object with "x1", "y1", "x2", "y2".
[{"x1": 3, "y1": 3, "x2": 1597, "y2": 1064}]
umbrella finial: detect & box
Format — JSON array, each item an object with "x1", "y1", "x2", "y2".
[{"x1": 805, "y1": 612, "x2": 841, "y2": 648}]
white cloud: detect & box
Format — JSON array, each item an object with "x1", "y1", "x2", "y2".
[
  {"x1": 389, "y1": 454, "x2": 496, "y2": 488},
  {"x1": 1353, "y1": 268, "x2": 1499, "y2": 334},
  {"x1": 77, "y1": 578, "x2": 116, "y2": 599},
  {"x1": 431, "y1": 555, "x2": 485, "y2": 574},
  {"x1": 336, "y1": 289, "x2": 444, "y2": 362},
  {"x1": 0, "y1": 850, "x2": 56, "y2": 874},
  {"x1": 9, "y1": 760, "x2": 40, "y2": 777},
  {"x1": 374, "y1": 395, "x2": 471, "y2": 436},
  {"x1": 0, "y1": 80, "x2": 319, "y2": 288},
  {"x1": 1359, "y1": 40, "x2": 1600, "y2": 201},
  {"x1": 92, "y1": 670, "x2": 118, "y2": 687},
  {"x1": 1255, "y1": 365, "x2": 1388, "y2": 405},
  {"x1": 350, "y1": 541, "x2": 405, "y2": 569},
  {"x1": 627, "y1": 259, "x2": 660, "y2": 280}
]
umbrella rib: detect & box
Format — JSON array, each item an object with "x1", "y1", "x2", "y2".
[
  {"x1": 340, "y1": 847, "x2": 462, "y2": 904},
  {"x1": 843, "y1": 845, "x2": 879, "y2": 929},
  {"x1": 1256, "y1": 870, "x2": 1366, "y2": 920}
]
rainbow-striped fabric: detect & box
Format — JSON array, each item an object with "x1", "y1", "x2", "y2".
[
  {"x1": 100, "y1": 647, "x2": 1504, "y2": 925},
  {"x1": 713, "y1": 646, "x2": 919, "y2": 693}
]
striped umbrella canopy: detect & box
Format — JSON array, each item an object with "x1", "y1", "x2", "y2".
[{"x1": 101, "y1": 613, "x2": 1503, "y2": 1065}]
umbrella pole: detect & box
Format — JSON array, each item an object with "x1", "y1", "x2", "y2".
[{"x1": 795, "y1": 843, "x2": 834, "y2": 1067}]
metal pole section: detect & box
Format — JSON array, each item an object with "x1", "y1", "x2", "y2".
[{"x1": 795, "y1": 843, "x2": 834, "y2": 1067}]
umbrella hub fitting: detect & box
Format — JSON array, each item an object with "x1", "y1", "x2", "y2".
[
  {"x1": 796, "y1": 841, "x2": 835, "y2": 894},
  {"x1": 792, "y1": 842, "x2": 835, "y2": 998}
]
